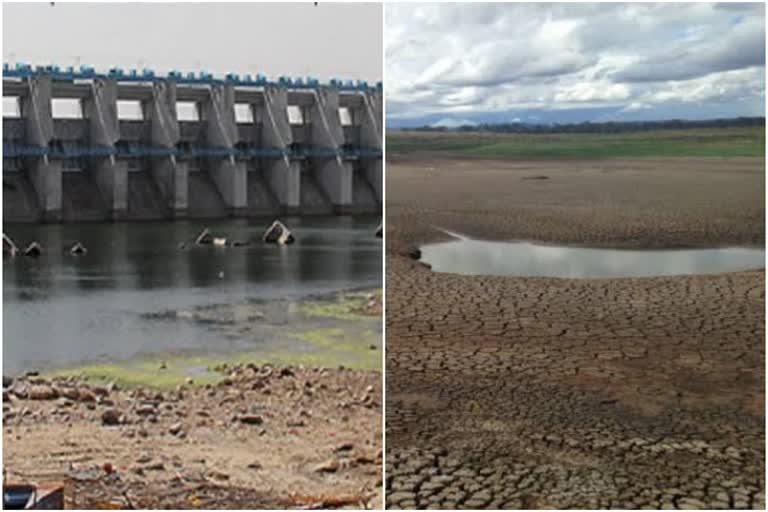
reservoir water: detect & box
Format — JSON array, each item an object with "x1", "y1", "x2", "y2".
[
  {"x1": 421, "y1": 237, "x2": 764, "y2": 279},
  {"x1": 3, "y1": 216, "x2": 381, "y2": 374}
]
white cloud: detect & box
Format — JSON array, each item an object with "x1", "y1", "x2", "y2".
[{"x1": 386, "y1": 3, "x2": 765, "y2": 122}]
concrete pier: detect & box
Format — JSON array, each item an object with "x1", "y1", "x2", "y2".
[{"x1": 3, "y1": 64, "x2": 382, "y2": 222}]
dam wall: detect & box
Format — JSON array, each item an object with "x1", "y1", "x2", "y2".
[{"x1": 2, "y1": 64, "x2": 382, "y2": 223}]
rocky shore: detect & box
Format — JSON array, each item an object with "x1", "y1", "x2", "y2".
[{"x1": 3, "y1": 362, "x2": 382, "y2": 509}]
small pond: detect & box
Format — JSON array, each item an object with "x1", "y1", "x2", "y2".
[{"x1": 420, "y1": 237, "x2": 765, "y2": 279}]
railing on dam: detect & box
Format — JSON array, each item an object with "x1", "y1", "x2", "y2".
[{"x1": 2, "y1": 63, "x2": 382, "y2": 92}]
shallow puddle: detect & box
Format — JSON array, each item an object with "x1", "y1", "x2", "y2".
[{"x1": 421, "y1": 237, "x2": 765, "y2": 278}]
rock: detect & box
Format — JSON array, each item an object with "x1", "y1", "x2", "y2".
[
  {"x1": 69, "y1": 242, "x2": 87, "y2": 255},
  {"x1": 238, "y1": 414, "x2": 264, "y2": 425},
  {"x1": 262, "y1": 220, "x2": 295, "y2": 245},
  {"x1": 3, "y1": 375, "x2": 13, "y2": 388},
  {"x1": 28, "y1": 385, "x2": 59, "y2": 400},
  {"x1": 136, "y1": 405, "x2": 156, "y2": 416},
  {"x1": 101, "y1": 408, "x2": 121, "y2": 426},
  {"x1": 168, "y1": 422, "x2": 183, "y2": 436},
  {"x1": 23, "y1": 242, "x2": 42, "y2": 257},
  {"x1": 195, "y1": 228, "x2": 214, "y2": 245},
  {"x1": 57, "y1": 387, "x2": 79, "y2": 400},
  {"x1": 247, "y1": 461, "x2": 263, "y2": 470},
  {"x1": 77, "y1": 389, "x2": 96, "y2": 402},
  {"x1": 334, "y1": 442, "x2": 355, "y2": 453},
  {"x1": 402, "y1": 246, "x2": 421, "y2": 260},
  {"x1": 136, "y1": 453, "x2": 153, "y2": 464},
  {"x1": 314, "y1": 458, "x2": 340, "y2": 473}
]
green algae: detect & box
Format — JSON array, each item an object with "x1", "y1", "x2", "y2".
[
  {"x1": 300, "y1": 289, "x2": 382, "y2": 321},
  {"x1": 45, "y1": 324, "x2": 381, "y2": 389}
]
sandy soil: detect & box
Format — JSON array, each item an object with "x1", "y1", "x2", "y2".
[
  {"x1": 4, "y1": 364, "x2": 382, "y2": 509},
  {"x1": 385, "y1": 157, "x2": 765, "y2": 509}
]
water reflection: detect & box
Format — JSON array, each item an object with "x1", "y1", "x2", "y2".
[
  {"x1": 4, "y1": 217, "x2": 381, "y2": 373},
  {"x1": 421, "y1": 238, "x2": 765, "y2": 279}
]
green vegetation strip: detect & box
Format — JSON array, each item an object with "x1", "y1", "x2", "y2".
[
  {"x1": 387, "y1": 127, "x2": 766, "y2": 159},
  {"x1": 301, "y1": 290, "x2": 382, "y2": 321}
]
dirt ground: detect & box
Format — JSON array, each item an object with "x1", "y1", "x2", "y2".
[
  {"x1": 385, "y1": 157, "x2": 765, "y2": 509},
  {"x1": 3, "y1": 365, "x2": 382, "y2": 509}
]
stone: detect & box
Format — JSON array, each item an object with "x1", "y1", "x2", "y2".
[
  {"x1": 168, "y1": 422, "x2": 183, "y2": 436},
  {"x1": 23, "y1": 242, "x2": 42, "y2": 257},
  {"x1": 314, "y1": 458, "x2": 340, "y2": 473},
  {"x1": 238, "y1": 414, "x2": 264, "y2": 425},
  {"x1": 262, "y1": 220, "x2": 295, "y2": 245},
  {"x1": 101, "y1": 408, "x2": 121, "y2": 426},
  {"x1": 77, "y1": 389, "x2": 96, "y2": 402},
  {"x1": 136, "y1": 405, "x2": 156, "y2": 416},
  {"x1": 402, "y1": 246, "x2": 421, "y2": 260},
  {"x1": 69, "y1": 242, "x2": 87, "y2": 255},
  {"x1": 28, "y1": 385, "x2": 58, "y2": 400},
  {"x1": 2, "y1": 375, "x2": 12, "y2": 388},
  {"x1": 195, "y1": 228, "x2": 214, "y2": 245},
  {"x1": 3, "y1": 233, "x2": 19, "y2": 258}
]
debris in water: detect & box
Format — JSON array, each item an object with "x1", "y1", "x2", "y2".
[
  {"x1": 23, "y1": 242, "x2": 42, "y2": 257},
  {"x1": 3, "y1": 233, "x2": 19, "y2": 258},
  {"x1": 70, "y1": 242, "x2": 88, "y2": 255},
  {"x1": 262, "y1": 220, "x2": 295, "y2": 245},
  {"x1": 195, "y1": 228, "x2": 214, "y2": 245}
]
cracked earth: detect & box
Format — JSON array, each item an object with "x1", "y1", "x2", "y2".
[{"x1": 385, "y1": 157, "x2": 765, "y2": 510}]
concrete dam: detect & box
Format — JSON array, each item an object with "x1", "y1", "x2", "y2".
[{"x1": 2, "y1": 64, "x2": 382, "y2": 222}]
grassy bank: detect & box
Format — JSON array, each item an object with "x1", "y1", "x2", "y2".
[{"x1": 387, "y1": 126, "x2": 765, "y2": 159}]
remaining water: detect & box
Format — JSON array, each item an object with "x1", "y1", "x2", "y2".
[
  {"x1": 3, "y1": 217, "x2": 381, "y2": 373},
  {"x1": 421, "y1": 237, "x2": 764, "y2": 279}
]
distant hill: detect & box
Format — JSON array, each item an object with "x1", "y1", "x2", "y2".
[{"x1": 402, "y1": 117, "x2": 766, "y2": 134}]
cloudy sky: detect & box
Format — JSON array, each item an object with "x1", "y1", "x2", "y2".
[
  {"x1": 3, "y1": 3, "x2": 382, "y2": 83},
  {"x1": 386, "y1": 3, "x2": 765, "y2": 127}
]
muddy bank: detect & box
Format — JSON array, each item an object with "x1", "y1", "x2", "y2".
[
  {"x1": 385, "y1": 157, "x2": 765, "y2": 252},
  {"x1": 3, "y1": 362, "x2": 382, "y2": 509}
]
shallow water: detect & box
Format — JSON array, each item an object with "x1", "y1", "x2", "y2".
[
  {"x1": 3, "y1": 216, "x2": 381, "y2": 373},
  {"x1": 421, "y1": 237, "x2": 764, "y2": 279}
]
